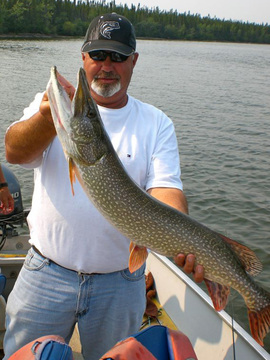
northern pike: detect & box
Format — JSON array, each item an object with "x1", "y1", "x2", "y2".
[{"x1": 47, "y1": 66, "x2": 270, "y2": 347}]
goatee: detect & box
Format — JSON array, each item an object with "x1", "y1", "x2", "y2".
[{"x1": 91, "y1": 72, "x2": 121, "y2": 98}]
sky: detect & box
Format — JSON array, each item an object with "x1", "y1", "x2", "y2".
[{"x1": 115, "y1": 0, "x2": 270, "y2": 25}]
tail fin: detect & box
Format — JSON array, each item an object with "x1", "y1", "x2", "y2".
[{"x1": 248, "y1": 305, "x2": 270, "y2": 346}]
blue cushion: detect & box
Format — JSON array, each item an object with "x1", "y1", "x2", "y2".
[{"x1": 133, "y1": 325, "x2": 170, "y2": 360}]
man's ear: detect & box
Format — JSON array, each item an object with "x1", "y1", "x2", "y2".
[{"x1": 132, "y1": 52, "x2": 139, "y2": 67}]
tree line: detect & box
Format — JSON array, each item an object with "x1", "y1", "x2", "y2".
[{"x1": 0, "y1": 0, "x2": 269, "y2": 44}]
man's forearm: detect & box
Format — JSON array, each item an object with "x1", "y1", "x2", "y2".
[
  {"x1": 5, "y1": 111, "x2": 56, "y2": 164},
  {"x1": 147, "y1": 187, "x2": 189, "y2": 214}
]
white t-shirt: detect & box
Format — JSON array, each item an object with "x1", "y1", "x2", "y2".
[{"x1": 17, "y1": 93, "x2": 183, "y2": 273}]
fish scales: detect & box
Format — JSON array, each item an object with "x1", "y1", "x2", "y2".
[
  {"x1": 80, "y1": 158, "x2": 231, "y2": 269},
  {"x1": 47, "y1": 66, "x2": 270, "y2": 347}
]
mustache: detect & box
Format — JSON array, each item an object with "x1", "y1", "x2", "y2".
[{"x1": 93, "y1": 71, "x2": 121, "y2": 80}]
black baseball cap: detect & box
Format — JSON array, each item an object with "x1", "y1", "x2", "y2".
[{"x1": 81, "y1": 13, "x2": 136, "y2": 56}]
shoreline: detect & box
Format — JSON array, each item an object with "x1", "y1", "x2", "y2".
[
  {"x1": 0, "y1": 33, "x2": 80, "y2": 40},
  {"x1": 0, "y1": 33, "x2": 269, "y2": 46}
]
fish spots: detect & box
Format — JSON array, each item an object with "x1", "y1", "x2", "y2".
[{"x1": 51, "y1": 67, "x2": 270, "y2": 347}]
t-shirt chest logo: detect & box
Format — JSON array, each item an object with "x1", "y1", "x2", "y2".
[{"x1": 100, "y1": 21, "x2": 120, "y2": 39}]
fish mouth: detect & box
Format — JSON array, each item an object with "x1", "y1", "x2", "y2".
[
  {"x1": 47, "y1": 66, "x2": 92, "y2": 135},
  {"x1": 47, "y1": 66, "x2": 104, "y2": 164},
  {"x1": 73, "y1": 67, "x2": 92, "y2": 119},
  {"x1": 47, "y1": 66, "x2": 73, "y2": 132}
]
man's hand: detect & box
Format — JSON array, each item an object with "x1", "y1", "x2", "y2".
[
  {"x1": 0, "y1": 187, "x2": 14, "y2": 214},
  {"x1": 174, "y1": 253, "x2": 204, "y2": 283},
  {"x1": 39, "y1": 92, "x2": 54, "y2": 124},
  {"x1": 40, "y1": 71, "x2": 75, "y2": 125}
]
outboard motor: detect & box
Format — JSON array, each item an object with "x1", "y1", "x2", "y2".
[{"x1": 0, "y1": 164, "x2": 25, "y2": 249}]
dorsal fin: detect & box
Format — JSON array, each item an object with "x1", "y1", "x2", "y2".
[{"x1": 218, "y1": 232, "x2": 262, "y2": 276}]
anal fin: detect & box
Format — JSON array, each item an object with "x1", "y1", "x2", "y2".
[{"x1": 204, "y1": 278, "x2": 230, "y2": 311}]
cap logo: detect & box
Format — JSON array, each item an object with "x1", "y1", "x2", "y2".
[{"x1": 100, "y1": 21, "x2": 120, "y2": 39}]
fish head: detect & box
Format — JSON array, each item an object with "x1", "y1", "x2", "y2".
[{"x1": 47, "y1": 66, "x2": 108, "y2": 166}]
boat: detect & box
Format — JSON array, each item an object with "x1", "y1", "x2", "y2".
[
  {"x1": 1, "y1": 231, "x2": 270, "y2": 359},
  {"x1": 0, "y1": 167, "x2": 270, "y2": 360}
]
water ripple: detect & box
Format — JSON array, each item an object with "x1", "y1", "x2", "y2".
[{"x1": 0, "y1": 39, "x2": 269, "y2": 350}]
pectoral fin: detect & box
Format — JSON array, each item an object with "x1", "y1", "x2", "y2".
[
  {"x1": 129, "y1": 242, "x2": 148, "y2": 273},
  {"x1": 68, "y1": 157, "x2": 76, "y2": 196},
  {"x1": 204, "y1": 278, "x2": 230, "y2": 311}
]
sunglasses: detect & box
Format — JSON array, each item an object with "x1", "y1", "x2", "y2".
[{"x1": 88, "y1": 50, "x2": 131, "y2": 63}]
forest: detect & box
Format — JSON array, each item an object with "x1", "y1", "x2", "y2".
[{"x1": 0, "y1": 0, "x2": 270, "y2": 44}]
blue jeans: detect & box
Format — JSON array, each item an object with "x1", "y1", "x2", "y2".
[{"x1": 4, "y1": 247, "x2": 146, "y2": 360}]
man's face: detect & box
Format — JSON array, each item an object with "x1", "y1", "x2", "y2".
[{"x1": 82, "y1": 51, "x2": 139, "y2": 109}]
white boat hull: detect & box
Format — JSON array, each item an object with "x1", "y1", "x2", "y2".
[{"x1": 146, "y1": 251, "x2": 270, "y2": 360}]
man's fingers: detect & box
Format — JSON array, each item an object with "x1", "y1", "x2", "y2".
[
  {"x1": 193, "y1": 264, "x2": 204, "y2": 283},
  {"x1": 174, "y1": 254, "x2": 196, "y2": 273},
  {"x1": 183, "y1": 254, "x2": 195, "y2": 274},
  {"x1": 174, "y1": 253, "x2": 186, "y2": 267},
  {"x1": 174, "y1": 253, "x2": 204, "y2": 283},
  {"x1": 40, "y1": 92, "x2": 54, "y2": 124}
]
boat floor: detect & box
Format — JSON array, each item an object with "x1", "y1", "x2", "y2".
[
  {"x1": 69, "y1": 297, "x2": 177, "y2": 359},
  {"x1": 0, "y1": 298, "x2": 175, "y2": 360}
]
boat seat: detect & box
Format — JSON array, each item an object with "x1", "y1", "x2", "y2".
[{"x1": 0, "y1": 274, "x2": 6, "y2": 295}]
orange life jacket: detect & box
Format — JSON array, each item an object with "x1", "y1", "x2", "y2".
[
  {"x1": 8, "y1": 335, "x2": 73, "y2": 360},
  {"x1": 100, "y1": 325, "x2": 198, "y2": 360}
]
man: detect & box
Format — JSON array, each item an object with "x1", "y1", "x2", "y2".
[
  {"x1": 0, "y1": 164, "x2": 14, "y2": 214},
  {"x1": 4, "y1": 13, "x2": 203, "y2": 360}
]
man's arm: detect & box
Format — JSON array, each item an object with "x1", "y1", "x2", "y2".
[
  {"x1": 6, "y1": 73, "x2": 74, "y2": 165},
  {"x1": 147, "y1": 187, "x2": 204, "y2": 283},
  {"x1": 5, "y1": 93, "x2": 56, "y2": 165}
]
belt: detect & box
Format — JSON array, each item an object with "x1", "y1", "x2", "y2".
[
  {"x1": 32, "y1": 245, "x2": 47, "y2": 259},
  {"x1": 31, "y1": 246, "x2": 101, "y2": 276}
]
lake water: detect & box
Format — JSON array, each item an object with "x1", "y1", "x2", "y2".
[{"x1": 0, "y1": 38, "x2": 269, "y2": 351}]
